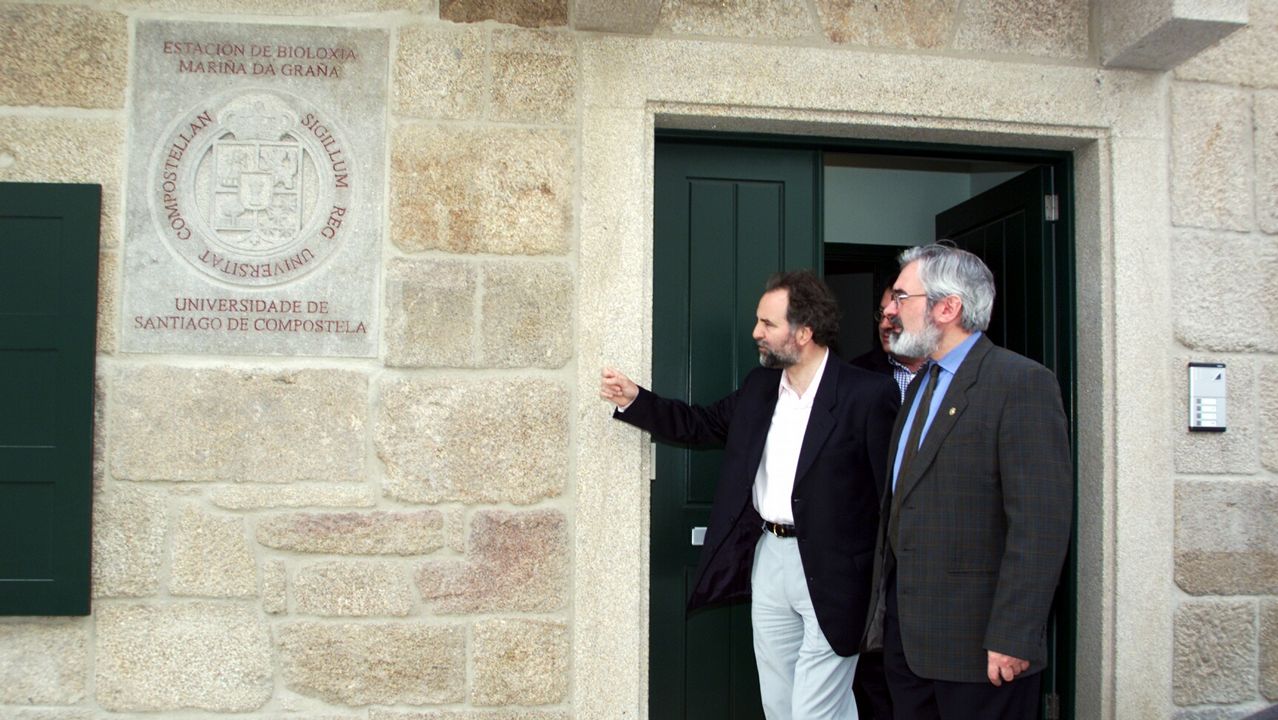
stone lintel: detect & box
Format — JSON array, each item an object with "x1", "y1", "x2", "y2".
[{"x1": 1102, "y1": 0, "x2": 1248, "y2": 70}]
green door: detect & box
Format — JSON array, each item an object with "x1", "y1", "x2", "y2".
[
  {"x1": 651, "y1": 140, "x2": 820, "y2": 718},
  {"x1": 0, "y1": 182, "x2": 100, "y2": 615},
  {"x1": 936, "y1": 165, "x2": 1076, "y2": 720}
]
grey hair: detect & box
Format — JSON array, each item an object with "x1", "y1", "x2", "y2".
[{"x1": 898, "y1": 243, "x2": 996, "y2": 332}]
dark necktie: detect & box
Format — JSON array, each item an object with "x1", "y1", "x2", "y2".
[
  {"x1": 897, "y1": 363, "x2": 941, "y2": 482},
  {"x1": 890, "y1": 363, "x2": 941, "y2": 551}
]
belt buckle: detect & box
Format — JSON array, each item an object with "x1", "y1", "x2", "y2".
[{"x1": 763, "y1": 520, "x2": 794, "y2": 538}]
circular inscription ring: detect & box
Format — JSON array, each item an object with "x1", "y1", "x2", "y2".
[{"x1": 150, "y1": 88, "x2": 354, "y2": 287}]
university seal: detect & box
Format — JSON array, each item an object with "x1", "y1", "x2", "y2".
[{"x1": 149, "y1": 89, "x2": 354, "y2": 287}]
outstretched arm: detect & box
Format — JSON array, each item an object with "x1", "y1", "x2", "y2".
[{"x1": 600, "y1": 367, "x2": 738, "y2": 448}]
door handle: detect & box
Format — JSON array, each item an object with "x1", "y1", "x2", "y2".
[{"x1": 690, "y1": 526, "x2": 706, "y2": 546}]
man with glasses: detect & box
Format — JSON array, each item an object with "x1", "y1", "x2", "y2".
[
  {"x1": 852, "y1": 285, "x2": 927, "y2": 402},
  {"x1": 862, "y1": 244, "x2": 1072, "y2": 720},
  {"x1": 848, "y1": 283, "x2": 925, "y2": 720},
  {"x1": 601, "y1": 270, "x2": 899, "y2": 720}
]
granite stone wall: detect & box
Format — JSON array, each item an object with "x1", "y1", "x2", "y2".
[
  {"x1": 2, "y1": 1, "x2": 574, "y2": 717},
  {"x1": 1172, "y1": 5, "x2": 1278, "y2": 716},
  {"x1": 0, "y1": 0, "x2": 1274, "y2": 718}
]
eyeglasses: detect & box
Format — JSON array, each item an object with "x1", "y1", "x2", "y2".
[
  {"x1": 889, "y1": 291, "x2": 930, "y2": 305},
  {"x1": 879, "y1": 291, "x2": 930, "y2": 317}
]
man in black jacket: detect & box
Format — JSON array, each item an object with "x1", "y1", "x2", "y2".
[{"x1": 601, "y1": 270, "x2": 898, "y2": 720}]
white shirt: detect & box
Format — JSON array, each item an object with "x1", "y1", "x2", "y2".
[{"x1": 752, "y1": 349, "x2": 829, "y2": 525}]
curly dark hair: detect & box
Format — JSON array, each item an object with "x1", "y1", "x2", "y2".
[{"x1": 763, "y1": 269, "x2": 840, "y2": 348}]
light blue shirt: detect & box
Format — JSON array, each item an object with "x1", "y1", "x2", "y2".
[{"x1": 891, "y1": 331, "x2": 983, "y2": 492}]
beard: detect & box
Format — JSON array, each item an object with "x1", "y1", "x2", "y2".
[
  {"x1": 889, "y1": 315, "x2": 941, "y2": 359},
  {"x1": 879, "y1": 318, "x2": 900, "y2": 352},
  {"x1": 758, "y1": 333, "x2": 800, "y2": 369}
]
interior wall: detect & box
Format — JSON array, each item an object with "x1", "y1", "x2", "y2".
[
  {"x1": 823, "y1": 166, "x2": 970, "y2": 246},
  {"x1": 823, "y1": 165, "x2": 1028, "y2": 247}
]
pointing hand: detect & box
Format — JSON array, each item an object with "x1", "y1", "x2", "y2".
[{"x1": 600, "y1": 367, "x2": 639, "y2": 408}]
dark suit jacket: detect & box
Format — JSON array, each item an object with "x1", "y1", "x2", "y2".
[
  {"x1": 863, "y1": 334, "x2": 1072, "y2": 682},
  {"x1": 614, "y1": 354, "x2": 899, "y2": 656},
  {"x1": 849, "y1": 346, "x2": 894, "y2": 376}
]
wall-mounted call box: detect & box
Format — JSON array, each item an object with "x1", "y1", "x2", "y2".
[{"x1": 1188, "y1": 362, "x2": 1227, "y2": 432}]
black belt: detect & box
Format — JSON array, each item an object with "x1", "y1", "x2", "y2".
[{"x1": 762, "y1": 520, "x2": 796, "y2": 538}]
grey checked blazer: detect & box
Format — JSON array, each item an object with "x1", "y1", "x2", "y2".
[{"x1": 862, "y1": 334, "x2": 1073, "y2": 683}]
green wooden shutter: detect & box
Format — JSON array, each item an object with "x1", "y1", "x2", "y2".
[{"x1": 0, "y1": 182, "x2": 100, "y2": 615}]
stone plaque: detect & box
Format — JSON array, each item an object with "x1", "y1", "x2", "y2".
[{"x1": 122, "y1": 21, "x2": 386, "y2": 356}]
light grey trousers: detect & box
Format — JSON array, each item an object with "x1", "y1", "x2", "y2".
[{"x1": 751, "y1": 532, "x2": 860, "y2": 720}]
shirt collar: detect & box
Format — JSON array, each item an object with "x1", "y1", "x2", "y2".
[
  {"x1": 887, "y1": 354, "x2": 917, "y2": 374},
  {"x1": 932, "y1": 330, "x2": 982, "y2": 376},
  {"x1": 779, "y1": 347, "x2": 829, "y2": 404}
]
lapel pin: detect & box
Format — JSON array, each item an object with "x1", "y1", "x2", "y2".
[{"x1": 948, "y1": 407, "x2": 956, "y2": 416}]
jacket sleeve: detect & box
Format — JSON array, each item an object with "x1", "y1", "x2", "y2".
[
  {"x1": 982, "y1": 362, "x2": 1073, "y2": 661},
  {"x1": 611, "y1": 384, "x2": 740, "y2": 449}
]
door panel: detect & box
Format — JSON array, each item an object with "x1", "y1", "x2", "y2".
[
  {"x1": 936, "y1": 167, "x2": 1066, "y2": 382},
  {"x1": 652, "y1": 141, "x2": 819, "y2": 719},
  {"x1": 935, "y1": 165, "x2": 1076, "y2": 720}
]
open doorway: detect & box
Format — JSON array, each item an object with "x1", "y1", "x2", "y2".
[{"x1": 651, "y1": 135, "x2": 1076, "y2": 720}]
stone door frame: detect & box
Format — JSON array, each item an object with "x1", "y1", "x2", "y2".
[{"x1": 575, "y1": 37, "x2": 1172, "y2": 720}]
